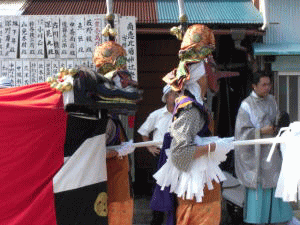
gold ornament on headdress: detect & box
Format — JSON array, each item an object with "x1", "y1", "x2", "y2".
[
  {"x1": 163, "y1": 24, "x2": 216, "y2": 91},
  {"x1": 170, "y1": 25, "x2": 184, "y2": 40},
  {"x1": 102, "y1": 23, "x2": 118, "y2": 37},
  {"x1": 179, "y1": 24, "x2": 215, "y2": 61},
  {"x1": 93, "y1": 41, "x2": 127, "y2": 75}
]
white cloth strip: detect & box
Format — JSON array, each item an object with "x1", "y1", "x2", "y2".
[{"x1": 53, "y1": 134, "x2": 107, "y2": 193}]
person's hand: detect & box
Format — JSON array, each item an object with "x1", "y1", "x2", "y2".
[
  {"x1": 194, "y1": 142, "x2": 216, "y2": 158},
  {"x1": 106, "y1": 149, "x2": 118, "y2": 158},
  {"x1": 260, "y1": 125, "x2": 276, "y2": 135},
  {"x1": 147, "y1": 146, "x2": 161, "y2": 156},
  {"x1": 209, "y1": 142, "x2": 216, "y2": 153}
]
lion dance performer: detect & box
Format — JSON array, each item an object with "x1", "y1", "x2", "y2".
[
  {"x1": 93, "y1": 40, "x2": 135, "y2": 225},
  {"x1": 151, "y1": 24, "x2": 234, "y2": 225}
]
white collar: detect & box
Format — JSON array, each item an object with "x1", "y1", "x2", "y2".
[
  {"x1": 162, "y1": 105, "x2": 172, "y2": 114},
  {"x1": 251, "y1": 90, "x2": 268, "y2": 100}
]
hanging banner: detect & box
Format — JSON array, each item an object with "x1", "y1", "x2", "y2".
[
  {"x1": 60, "y1": 17, "x2": 68, "y2": 58},
  {"x1": 3, "y1": 17, "x2": 19, "y2": 59},
  {"x1": 28, "y1": 17, "x2": 36, "y2": 58},
  {"x1": 85, "y1": 16, "x2": 94, "y2": 58},
  {"x1": 45, "y1": 17, "x2": 56, "y2": 59},
  {"x1": 59, "y1": 60, "x2": 67, "y2": 70},
  {"x1": 73, "y1": 59, "x2": 81, "y2": 69},
  {"x1": 66, "y1": 60, "x2": 74, "y2": 69},
  {"x1": 35, "y1": 16, "x2": 45, "y2": 58},
  {"x1": 37, "y1": 60, "x2": 45, "y2": 83},
  {"x1": 76, "y1": 16, "x2": 86, "y2": 58},
  {"x1": 51, "y1": 60, "x2": 60, "y2": 75},
  {"x1": 68, "y1": 16, "x2": 77, "y2": 58},
  {"x1": 0, "y1": 17, "x2": 3, "y2": 58},
  {"x1": 44, "y1": 60, "x2": 52, "y2": 78},
  {"x1": 23, "y1": 60, "x2": 30, "y2": 86},
  {"x1": 0, "y1": 15, "x2": 137, "y2": 86},
  {"x1": 30, "y1": 60, "x2": 38, "y2": 84},
  {"x1": 20, "y1": 16, "x2": 29, "y2": 59},
  {"x1": 15, "y1": 60, "x2": 23, "y2": 86},
  {"x1": 60, "y1": 15, "x2": 77, "y2": 58},
  {"x1": 119, "y1": 16, "x2": 138, "y2": 81},
  {"x1": 1, "y1": 60, "x2": 9, "y2": 77},
  {"x1": 8, "y1": 60, "x2": 16, "y2": 86},
  {"x1": 94, "y1": 15, "x2": 105, "y2": 47},
  {"x1": 52, "y1": 16, "x2": 60, "y2": 58}
]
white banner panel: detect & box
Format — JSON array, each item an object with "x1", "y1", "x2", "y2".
[
  {"x1": 76, "y1": 16, "x2": 85, "y2": 58},
  {"x1": 22, "y1": 60, "x2": 30, "y2": 85},
  {"x1": 3, "y1": 17, "x2": 19, "y2": 59},
  {"x1": 0, "y1": 17, "x2": 3, "y2": 58},
  {"x1": 52, "y1": 16, "x2": 60, "y2": 58},
  {"x1": 93, "y1": 15, "x2": 104, "y2": 47},
  {"x1": 20, "y1": 16, "x2": 29, "y2": 58},
  {"x1": 68, "y1": 16, "x2": 77, "y2": 58},
  {"x1": 85, "y1": 16, "x2": 94, "y2": 58},
  {"x1": 51, "y1": 60, "x2": 60, "y2": 75},
  {"x1": 1, "y1": 60, "x2": 9, "y2": 77},
  {"x1": 66, "y1": 60, "x2": 74, "y2": 69},
  {"x1": 28, "y1": 16, "x2": 36, "y2": 58},
  {"x1": 0, "y1": 15, "x2": 137, "y2": 85},
  {"x1": 30, "y1": 60, "x2": 38, "y2": 84},
  {"x1": 44, "y1": 60, "x2": 52, "y2": 79},
  {"x1": 37, "y1": 60, "x2": 45, "y2": 83},
  {"x1": 44, "y1": 17, "x2": 56, "y2": 59},
  {"x1": 15, "y1": 60, "x2": 23, "y2": 86},
  {"x1": 8, "y1": 60, "x2": 16, "y2": 86},
  {"x1": 35, "y1": 16, "x2": 45, "y2": 58},
  {"x1": 120, "y1": 16, "x2": 138, "y2": 81}
]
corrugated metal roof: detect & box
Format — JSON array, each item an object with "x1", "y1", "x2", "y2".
[
  {"x1": 21, "y1": 0, "x2": 262, "y2": 25},
  {"x1": 22, "y1": 0, "x2": 157, "y2": 23},
  {"x1": 157, "y1": 0, "x2": 263, "y2": 24},
  {"x1": 272, "y1": 56, "x2": 300, "y2": 72},
  {"x1": 253, "y1": 43, "x2": 300, "y2": 56},
  {"x1": 264, "y1": 0, "x2": 300, "y2": 45}
]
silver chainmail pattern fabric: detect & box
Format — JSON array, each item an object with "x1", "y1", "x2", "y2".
[{"x1": 170, "y1": 104, "x2": 206, "y2": 172}]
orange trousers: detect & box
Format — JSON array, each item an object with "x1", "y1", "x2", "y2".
[
  {"x1": 176, "y1": 182, "x2": 221, "y2": 225},
  {"x1": 108, "y1": 199, "x2": 134, "y2": 225}
]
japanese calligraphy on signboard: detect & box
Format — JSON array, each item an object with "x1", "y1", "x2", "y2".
[{"x1": 0, "y1": 14, "x2": 138, "y2": 86}]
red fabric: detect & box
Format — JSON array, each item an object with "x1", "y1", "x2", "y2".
[
  {"x1": 0, "y1": 83, "x2": 67, "y2": 225},
  {"x1": 127, "y1": 115, "x2": 135, "y2": 129}
]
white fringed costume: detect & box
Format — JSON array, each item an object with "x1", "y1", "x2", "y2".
[{"x1": 154, "y1": 136, "x2": 234, "y2": 202}]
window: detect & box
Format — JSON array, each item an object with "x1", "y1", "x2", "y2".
[{"x1": 275, "y1": 72, "x2": 300, "y2": 122}]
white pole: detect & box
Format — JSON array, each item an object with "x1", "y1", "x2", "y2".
[
  {"x1": 178, "y1": 0, "x2": 185, "y2": 19},
  {"x1": 106, "y1": 0, "x2": 113, "y2": 15},
  {"x1": 109, "y1": 136, "x2": 294, "y2": 162},
  {"x1": 108, "y1": 140, "x2": 163, "y2": 150},
  {"x1": 108, "y1": 137, "x2": 286, "y2": 151},
  {"x1": 233, "y1": 137, "x2": 285, "y2": 146}
]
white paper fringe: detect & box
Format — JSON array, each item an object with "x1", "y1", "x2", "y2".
[
  {"x1": 153, "y1": 136, "x2": 234, "y2": 202},
  {"x1": 275, "y1": 122, "x2": 300, "y2": 202}
]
